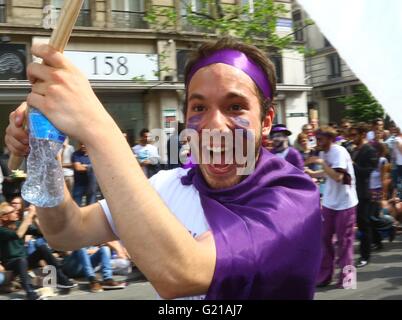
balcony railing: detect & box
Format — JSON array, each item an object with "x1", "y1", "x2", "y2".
[
  {"x1": 111, "y1": 10, "x2": 148, "y2": 29},
  {"x1": 0, "y1": 3, "x2": 6, "y2": 23}
]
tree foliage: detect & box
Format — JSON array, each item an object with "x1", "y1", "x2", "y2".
[
  {"x1": 338, "y1": 85, "x2": 384, "y2": 123},
  {"x1": 145, "y1": 0, "x2": 312, "y2": 52}
]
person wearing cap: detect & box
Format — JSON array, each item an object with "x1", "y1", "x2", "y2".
[
  {"x1": 270, "y1": 124, "x2": 305, "y2": 171},
  {"x1": 5, "y1": 37, "x2": 321, "y2": 299}
]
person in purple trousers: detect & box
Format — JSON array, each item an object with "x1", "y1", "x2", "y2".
[
  {"x1": 305, "y1": 126, "x2": 358, "y2": 288},
  {"x1": 270, "y1": 124, "x2": 305, "y2": 171}
]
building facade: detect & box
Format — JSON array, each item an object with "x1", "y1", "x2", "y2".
[
  {"x1": 292, "y1": 0, "x2": 361, "y2": 126},
  {"x1": 0, "y1": 0, "x2": 311, "y2": 157}
]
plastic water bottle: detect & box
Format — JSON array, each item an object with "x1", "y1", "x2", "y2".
[{"x1": 22, "y1": 107, "x2": 66, "y2": 207}]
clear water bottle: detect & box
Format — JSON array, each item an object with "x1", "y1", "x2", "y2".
[{"x1": 22, "y1": 107, "x2": 66, "y2": 207}]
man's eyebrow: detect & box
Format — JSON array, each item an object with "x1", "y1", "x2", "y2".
[
  {"x1": 188, "y1": 91, "x2": 249, "y2": 101},
  {"x1": 188, "y1": 93, "x2": 205, "y2": 101},
  {"x1": 224, "y1": 92, "x2": 248, "y2": 100}
]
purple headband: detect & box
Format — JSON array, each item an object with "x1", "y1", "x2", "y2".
[{"x1": 186, "y1": 49, "x2": 273, "y2": 100}]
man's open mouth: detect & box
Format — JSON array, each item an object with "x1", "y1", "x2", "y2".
[{"x1": 202, "y1": 144, "x2": 236, "y2": 174}]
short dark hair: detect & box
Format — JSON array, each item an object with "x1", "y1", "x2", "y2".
[
  {"x1": 328, "y1": 122, "x2": 338, "y2": 129},
  {"x1": 139, "y1": 128, "x2": 149, "y2": 138},
  {"x1": 372, "y1": 118, "x2": 383, "y2": 126},
  {"x1": 350, "y1": 123, "x2": 368, "y2": 135},
  {"x1": 297, "y1": 133, "x2": 308, "y2": 144},
  {"x1": 184, "y1": 37, "x2": 277, "y2": 121},
  {"x1": 315, "y1": 126, "x2": 337, "y2": 140},
  {"x1": 372, "y1": 141, "x2": 387, "y2": 158}
]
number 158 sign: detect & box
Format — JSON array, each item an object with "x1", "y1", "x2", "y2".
[{"x1": 64, "y1": 51, "x2": 159, "y2": 81}]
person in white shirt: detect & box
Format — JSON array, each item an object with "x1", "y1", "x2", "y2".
[
  {"x1": 369, "y1": 143, "x2": 389, "y2": 200},
  {"x1": 394, "y1": 129, "x2": 402, "y2": 198},
  {"x1": 366, "y1": 118, "x2": 384, "y2": 142},
  {"x1": 132, "y1": 128, "x2": 160, "y2": 178},
  {"x1": 61, "y1": 137, "x2": 75, "y2": 193},
  {"x1": 305, "y1": 126, "x2": 358, "y2": 288}
]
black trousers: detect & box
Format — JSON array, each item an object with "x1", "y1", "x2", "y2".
[
  {"x1": 5, "y1": 244, "x2": 68, "y2": 294},
  {"x1": 357, "y1": 200, "x2": 373, "y2": 261},
  {"x1": 369, "y1": 200, "x2": 385, "y2": 246}
]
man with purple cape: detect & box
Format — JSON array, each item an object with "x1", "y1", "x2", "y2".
[
  {"x1": 270, "y1": 124, "x2": 305, "y2": 171},
  {"x1": 6, "y1": 37, "x2": 321, "y2": 300}
]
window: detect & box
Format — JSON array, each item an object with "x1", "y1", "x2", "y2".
[
  {"x1": 176, "y1": 49, "x2": 194, "y2": 82},
  {"x1": 0, "y1": 0, "x2": 6, "y2": 23},
  {"x1": 76, "y1": 0, "x2": 91, "y2": 27},
  {"x1": 111, "y1": 0, "x2": 148, "y2": 29},
  {"x1": 292, "y1": 10, "x2": 303, "y2": 42},
  {"x1": 270, "y1": 54, "x2": 283, "y2": 84},
  {"x1": 328, "y1": 53, "x2": 342, "y2": 79},
  {"x1": 180, "y1": 0, "x2": 212, "y2": 33},
  {"x1": 52, "y1": 0, "x2": 91, "y2": 27}
]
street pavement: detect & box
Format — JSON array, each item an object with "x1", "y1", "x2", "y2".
[
  {"x1": 1, "y1": 235, "x2": 402, "y2": 300},
  {"x1": 315, "y1": 234, "x2": 402, "y2": 300}
]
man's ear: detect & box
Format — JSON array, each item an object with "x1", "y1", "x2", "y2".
[{"x1": 262, "y1": 107, "x2": 275, "y2": 137}]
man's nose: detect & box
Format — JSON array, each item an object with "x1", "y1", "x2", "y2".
[{"x1": 204, "y1": 109, "x2": 230, "y2": 132}]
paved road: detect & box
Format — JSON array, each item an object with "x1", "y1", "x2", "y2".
[
  {"x1": 315, "y1": 234, "x2": 402, "y2": 300},
  {"x1": 2, "y1": 236, "x2": 402, "y2": 300}
]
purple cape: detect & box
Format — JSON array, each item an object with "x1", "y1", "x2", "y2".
[
  {"x1": 271, "y1": 146, "x2": 305, "y2": 171},
  {"x1": 181, "y1": 148, "x2": 321, "y2": 299}
]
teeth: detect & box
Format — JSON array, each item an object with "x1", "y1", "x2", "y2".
[{"x1": 206, "y1": 146, "x2": 229, "y2": 153}]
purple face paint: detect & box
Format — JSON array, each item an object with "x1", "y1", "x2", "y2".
[
  {"x1": 186, "y1": 114, "x2": 204, "y2": 131},
  {"x1": 230, "y1": 116, "x2": 252, "y2": 141},
  {"x1": 231, "y1": 116, "x2": 250, "y2": 129}
]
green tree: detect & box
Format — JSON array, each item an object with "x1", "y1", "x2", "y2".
[
  {"x1": 145, "y1": 0, "x2": 313, "y2": 52},
  {"x1": 338, "y1": 85, "x2": 384, "y2": 123}
]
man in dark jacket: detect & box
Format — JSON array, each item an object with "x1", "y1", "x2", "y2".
[{"x1": 349, "y1": 125, "x2": 379, "y2": 268}]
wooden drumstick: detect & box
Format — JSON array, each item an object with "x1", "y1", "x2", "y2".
[{"x1": 8, "y1": 0, "x2": 84, "y2": 171}]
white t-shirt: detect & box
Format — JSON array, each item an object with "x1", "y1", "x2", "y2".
[
  {"x1": 370, "y1": 157, "x2": 388, "y2": 189},
  {"x1": 366, "y1": 130, "x2": 375, "y2": 141},
  {"x1": 99, "y1": 168, "x2": 209, "y2": 300},
  {"x1": 320, "y1": 144, "x2": 358, "y2": 210},
  {"x1": 132, "y1": 144, "x2": 160, "y2": 164},
  {"x1": 62, "y1": 144, "x2": 75, "y2": 177},
  {"x1": 394, "y1": 136, "x2": 402, "y2": 166},
  {"x1": 308, "y1": 135, "x2": 317, "y2": 149},
  {"x1": 132, "y1": 144, "x2": 160, "y2": 177}
]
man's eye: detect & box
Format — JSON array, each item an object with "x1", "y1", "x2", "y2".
[
  {"x1": 192, "y1": 105, "x2": 205, "y2": 112},
  {"x1": 229, "y1": 104, "x2": 243, "y2": 112}
]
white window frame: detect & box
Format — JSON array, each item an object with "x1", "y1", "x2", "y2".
[{"x1": 111, "y1": 0, "x2": 144, "y2": 12}]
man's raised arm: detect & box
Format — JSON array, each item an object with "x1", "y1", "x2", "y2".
[
  {"x1": 5, "y1": 102, "x2": 117, "y2": 250},
  {"x1": 5, "y1": 44, "x2": 216, "y2": 300}
]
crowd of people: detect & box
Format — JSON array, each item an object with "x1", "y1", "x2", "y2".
[
  {"x1": 1, "y1": 117, "x2": 401, "y2": 299},
  {"x1": 0, "y1": 135, "x2": 157, "y2": 299},
  {"x1": 1, "y1": 116, "x2": 401, "y2": 299},
  {"x1": 265, "y1": 118, "x2": 402, "y2": 288}
]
